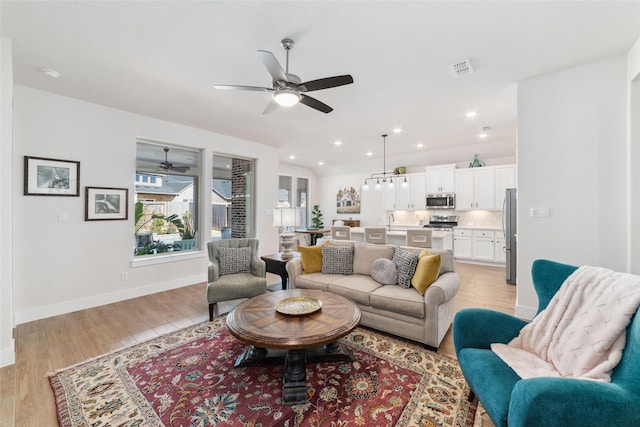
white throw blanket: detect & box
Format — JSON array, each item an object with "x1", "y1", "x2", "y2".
[{"x1": 491, "y1": 266, "x2": 640, "y2": 382}]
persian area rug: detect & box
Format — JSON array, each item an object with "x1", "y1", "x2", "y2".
[{"x1": 49, "y1": 317, "x2": 478, "y2": 426}]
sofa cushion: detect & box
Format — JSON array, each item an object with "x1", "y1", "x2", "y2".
[
  {"x1": 294, "y1": 272, "x2": 341, "y2": 291},
  {"x1": 393, "y1": 248, "x2": 419, "y2": 288},
  {"x1": 371, "y1": 258, "x2": 398, "y2": 285},
  {"x1": 353, "y1": 243, "x2": 396, "y2": 275},
  {"x1": 321, "y1": 245, "x2": 354, "y2": 275},
  {"x1": 218, "y1": 246, "x2": 251, "y2": 275},
  {"x1": 328, "y1": 275, "x2": 382, "y2": 306},
  {"x1": 298, "y1": 245, "x2": 323, "y2": 273},
  {"x1": 399, "y1": 247, "x2": 455, "y2": 276},
  {"x1": 370, "y1": 285, "x2": 425, "y2": 318},
  {"x1": 411, "y1": 251, "x2": 442, "y2": 295}
]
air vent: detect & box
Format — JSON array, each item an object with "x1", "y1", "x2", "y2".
[
  {"x1": 449, "y1": 59, "x2": 474, "y2": 78},
  {"x1": 482, "y1": 126, "x2": 492, "y2": 132}
]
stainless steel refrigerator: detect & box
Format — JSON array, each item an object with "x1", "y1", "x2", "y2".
[{"x1": 503, "y1": 188, "x2": 517, "y2": 284}]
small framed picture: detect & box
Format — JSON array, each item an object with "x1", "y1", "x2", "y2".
[
  {"x1": 85, "y1": 187, "x2": 129, "y2": 221},
  {"x1": 24, "y1": 156, "x2": 80, "y2": 196}
]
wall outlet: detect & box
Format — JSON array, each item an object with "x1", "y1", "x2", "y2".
[
  {"x1": 530, "y1": 207, "x2": 550, "y2": 217},
  {"x1": 58, "y1": 211, "x2": 68, "y2": 222},
  {"x1": 121, "y1": 272, "x2": 128, "y2": 281}
]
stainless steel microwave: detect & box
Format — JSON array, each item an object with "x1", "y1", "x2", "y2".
[{"x1": 426, "y1": 193, "x2": 455, "y2": 209}]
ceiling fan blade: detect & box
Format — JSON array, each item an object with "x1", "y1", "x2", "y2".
[
  {"x1": 299, "y1": 75, "x2": 354, "y2": 92},
  {"x1": 170, "y1": 166, "x2": 190, "y2": 173},
  {"x1": 262, "y1": 99, "x2": 279, "y2": 115},
  {"x1": 299, "y1": 94, "x2": 333, "y2": 114},
  {"x1": 257, "y1": 50, "x2": 288, "y2": 83},
  {"x1": 214, "y1": 84, "x2": 272, "y2": 92}
]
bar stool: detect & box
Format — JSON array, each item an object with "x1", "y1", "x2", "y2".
[
  {"x1": 331, "y1": 226, "x2": 351, "y2": 240},
  {"x1": 406, "y1": 229, "x2": 432, "y2": 248},
  {"x1": 364, "y1": 227, "x2": 387, "y2": 244}
]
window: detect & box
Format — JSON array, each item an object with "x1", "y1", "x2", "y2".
[
  {"x1": 212, "y1": 154, "x2": 256, "y2": 240},
  {"x1": 134, "y1": 141, "x2": 200, "y2": 256},
  {"x1": 279, "y1": 175, "x2": 293, "y2": 207},
  {"x1": 296, "y1": 177, "x2": 309, "y2": 227}
]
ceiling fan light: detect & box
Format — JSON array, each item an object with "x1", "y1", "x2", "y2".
[{"x1": 274, "y1": 89, "x2": 300, "y2": 107}]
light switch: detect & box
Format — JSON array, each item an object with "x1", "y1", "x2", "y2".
[
  {"x1": 530, "y1": 207, "x2": 550, "y2": 217},
  {"x1": 58, "y1": 211, "x2": 68, "y2": 222}
]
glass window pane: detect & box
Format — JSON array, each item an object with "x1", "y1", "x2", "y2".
[
  {"x1": 279, "y1": 175, "x2": 292, "y2": 207},
  {"x1": 135, "y1": 141, "x2": 199, "y2": 256},
  {"x1": 296, "y1": 177, "x2": 309, "y2": 228},
  {"x1": 212, "y1": 154, "x2": 255, "y2": 240}
]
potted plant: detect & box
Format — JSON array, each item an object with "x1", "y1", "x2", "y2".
[
  {"x1": 174, "y1": 211, "x2": 198, "y2": 251},
  {"x1": 310, "y1": 205, "x2": 324, "y2": 229},
  {"x1": 134, "y1": 201, "x2": 185, "y2": 255}
]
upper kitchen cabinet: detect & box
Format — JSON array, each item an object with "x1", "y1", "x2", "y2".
[
  {"x1": 396, "y1": 173, "x2": 426, "y2": 209},
  {"x1": 455, "y1": 164, "x2": 516, "y2": 210},
  {"x1": 494, "y1": 165, "x2": 517, "y2": 210},
  {"x1": 425, "y1": 164, "x2": 455, "y2": 194},
  {"x1": 455, "y1": 168, "x2": 495, "y2": 210}
]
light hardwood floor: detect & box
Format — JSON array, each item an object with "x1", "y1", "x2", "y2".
[{"x1": 0, "y1": 262, "x2": 515, "y2": 426}]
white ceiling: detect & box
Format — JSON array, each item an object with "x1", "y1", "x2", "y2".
[{"x1": 2, "y1": 1, "x2": 639, "y2": 176}]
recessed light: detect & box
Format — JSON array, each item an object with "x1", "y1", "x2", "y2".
[
  {"x1": 479, "y1": 133, "x2": 488, "y2": 139},
  {"x1": 416, "y1": 143, "x2": 424, "y2": 148},
  {"x1": 289, "y1": 155, "x2": 296, "y2": 160},
  {"x1": 334, "y1": 140, "x2": 342, "y2": 146},
  {"x1": 466, "y1": 111, "x2": 477, "y2": 118},
  {"x1": 318, "y1": 161, "x2": 324, "y2": 166},
  {"x1": 366, "y1": 152, "x2": 373, "y2": 156},
  {"x1": 393, "y1": 127, "x2": 402, "y2": 134},
  {"x1": 41, "y1": 68, "x2": 60, "y2": 79}
]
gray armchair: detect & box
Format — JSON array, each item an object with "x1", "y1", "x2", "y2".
[{"x1": 207, "y1": 238, "x2": 267, "y2": 320}]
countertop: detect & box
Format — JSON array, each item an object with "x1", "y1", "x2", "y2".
[{"x1": 350, "y1": 226, "x2": 452, "y2": 238}]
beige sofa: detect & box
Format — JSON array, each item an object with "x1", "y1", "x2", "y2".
[{"x1": 285, "y1": 240, "x2": 460, "y2": 349}]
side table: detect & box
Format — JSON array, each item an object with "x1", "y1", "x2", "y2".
[{"x1": 261, "y1": 252, "x2": 300, "y2": 290}]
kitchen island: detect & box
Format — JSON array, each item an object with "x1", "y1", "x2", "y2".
[{"x1": 349, "y1": 226, "x2": 453, "y2": 250}]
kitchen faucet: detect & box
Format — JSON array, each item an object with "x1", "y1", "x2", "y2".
[{"x1": 387, "y1": 213, "x2": 395, "y2": 230}]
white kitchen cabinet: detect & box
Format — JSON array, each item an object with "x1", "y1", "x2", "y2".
[
  {"x1": 494, "y1": 165, "x2": 517, "y2": 210},
  {"x1": 473, "y1": 230, "x2": 495, "y2": 262},
  {"x1": 396, "y1": 173, "x2": 426, "y2": 209},
  {"x1": 425, "y1": 164, "x2": 455, "y2": 194},
  {"x1": 455, "y1": 167, "x2": 495, "y2": 210},
  {"x1": 453, "y1": 229, "x2": 473, "y2": 259},
  {"x1": 382, "y1": 181, "x2": 397, "y2": 210},
  {"x1": 494, "y1": 231, "x2": 506, "y2": 263},
  {"x1": 454, "y1": 228, "x2": 505, "y2": 264}
]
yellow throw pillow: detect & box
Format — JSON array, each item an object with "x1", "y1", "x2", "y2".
[
  {"x1": 298, "y1": 245, "x2": 322, "y2": 274},
  {"x1": 411, "y1": 253, "x2": 442, "y2": 295}
]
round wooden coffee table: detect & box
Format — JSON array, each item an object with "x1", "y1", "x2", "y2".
[{"x1": 227, "y1": 289, "x2": 361, "y2": 405}]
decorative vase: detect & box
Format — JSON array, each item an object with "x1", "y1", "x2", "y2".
[{"x1": 471, "y1": 154, "x2": 482, "y2": 168}]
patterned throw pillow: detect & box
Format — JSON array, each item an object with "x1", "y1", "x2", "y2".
[
  {"x1": 393, "y1": 248, "x2": 419, "y2": 288},
  {"x1": 218, "y1": 246, "x2": 252, "y2": 275},
  {"x1": 321, "y1": 245, "x2": 354, "y2": 275},
  {"x1": 371, "y1": 258, "x2": 398, "y2": 285}
]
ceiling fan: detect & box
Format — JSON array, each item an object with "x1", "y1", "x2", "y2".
[
  {"x1": 214, "y1": 38, "x2": 354, "y2": 114},
  {"x1": 158, "y1": 148, "x2": 190, "y2": 173}
]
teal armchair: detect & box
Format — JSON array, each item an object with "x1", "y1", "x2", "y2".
[{"x1": 453, "y1": 259, "x2": 640, "y2": 427}]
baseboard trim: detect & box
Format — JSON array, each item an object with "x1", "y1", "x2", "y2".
[
  {"x1": 515, "y1": 304, "x2": 536, "y2": 321},
  {"x1": 0, "y1": 339, "x2": 15, "y2": 368},
  {"x1": 14, "y1": 274, "x2": 207, "y2": 325}
]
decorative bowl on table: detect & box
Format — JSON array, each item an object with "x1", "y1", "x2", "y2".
[{"x1": 275, "y1": 296, "x2": 323, "y2": 316}]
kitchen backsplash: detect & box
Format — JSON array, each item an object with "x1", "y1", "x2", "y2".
[{"x1": 389, "y1": 209, "x2": 503, "y2": 228}]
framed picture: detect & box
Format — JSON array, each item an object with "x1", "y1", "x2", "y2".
[
  {"x1": 85, "y1": 187, "x2": 129, "y2": 221},
  {"x1": 336, "y1": 186, "x2": 361, "y2": 214},
  {"x1": 24, "y1": 156, "x2": 80, "y2": 196}
]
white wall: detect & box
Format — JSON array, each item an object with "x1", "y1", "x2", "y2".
[
  {"x1": 516, "y1": 55, "x2": 628, "y2": 319},
  {"x1": 1, "y1": 37, "x2": 15, "y2": 366},
  {"x1": 11, "y1": 85, "x2": 279, "y2": 326},
  {"x1": 628, "y1": 37, "x2": 640, "y2": 274}
]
